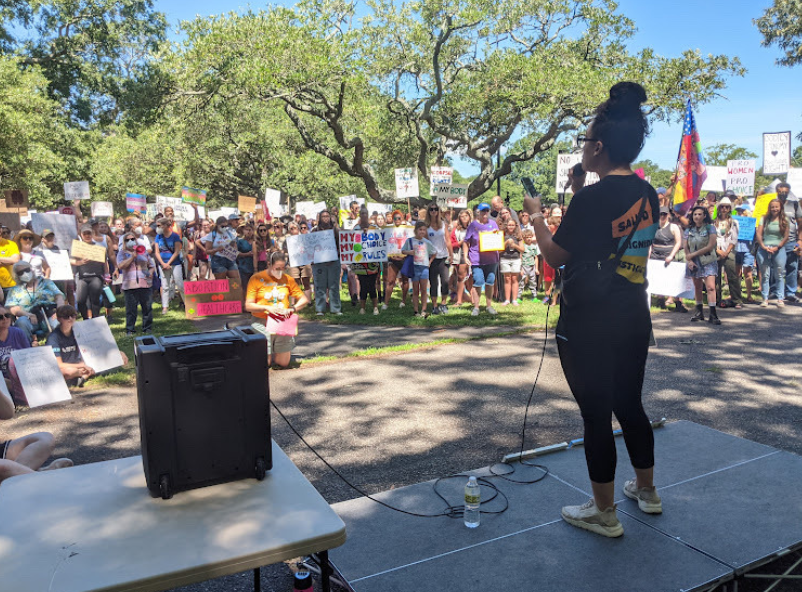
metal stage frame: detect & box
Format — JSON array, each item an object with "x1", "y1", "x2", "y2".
[{"x1": 325, "y1": 421, "x2": 802, "y2": 592}]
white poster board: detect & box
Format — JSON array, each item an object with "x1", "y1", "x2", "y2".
[
  {"x1": 366, "y1": 203, "x2": 392, "y2": 215},
  {"x1": 294, "y1": 201, "x2": 321, "y2": 220},
  {"x1": 63, "y1": 181, "x2": 90, "y2": 201},
  {"x1": 763, "y1": 132, "x2": 791, "y2": 175},
  {"x1": 555, "y1": 153, "x2": 599, "y2": 193},
  {"x1": 172, "y1": 203, "x2": 199, "y2": 222},
  {"x1": 90, "y1": 201, "x2": 114, "y2": 218},
  {"x1": 42, "y1": 250, "x2": 74, "y2": 281},
  {"x1": 726, "y1": 160, "x2": 756, "y2": 197},
  {"x1": 264, "y1": 188, "x2": 283, "y2": 217},
  {"x1": 701, "y1": 165, "x2": 727, "y2": 193},
  {"x1": 430, "y1": 166, "x2": 453, "y2": 193},
  {"x1": 785, "y1": 168, "x2": 802, "y2": 192},
  {"x1": 395, "y1": 168, "x2": 420, "y2": 199},
  {"x1": 432, "y1": 184, "x2": 469, "y2": 208},
  {"x1": 156, "y1": 195, "x2": 182, "y2": 214},
  {"x1": 286, "y1": 230, "x2": 338, "y2": 267},
  {"x1": 338, "y1": 195, "x2": 364, "y2": 212},
  {"x1": 646, "y1": 260, "x2": 695, "y2": 298},
  {"x1": 30, "y1": 213, "x2": 78, "y2": 253},
  {"x1": 11, "y1": 347, "x2": 71, "y2": 407},
  {"x1": 72, "y1": 317, "x2": 124, "y2": 373}
]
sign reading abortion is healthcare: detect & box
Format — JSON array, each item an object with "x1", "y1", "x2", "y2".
[{"x1": 339, "y1": 229, "x2": 389, "y2": 263}]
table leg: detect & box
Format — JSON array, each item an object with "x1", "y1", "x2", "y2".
[
  {"x1": 320, "y1": 551, "x2": 331, "y2": 592},
  {"x1": 254, "y1": 567, "x2": 261, "y2": 592}
]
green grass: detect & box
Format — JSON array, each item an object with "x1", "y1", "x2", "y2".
[
  {"x1": 299, "y1": 286, "x2": 560, "y2": 328},
  {"x1": 89, "y1": 300, "x2": 198, "y2": 388}
]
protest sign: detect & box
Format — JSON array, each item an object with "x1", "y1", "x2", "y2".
[
  {"x1": 58, "y1": 205, "x2": 75, "y2": 216},
  {"x1": 3, "y1": 189, "x2": 29, "y2": 211},
  {"x1": 156, "y1": 195, "x2": 182, "y2": 213},
  {"x1": 726, "y1": 160, "x2": 756, "y2": 196},
  {"x1": 31, "y1": 213, "x2": 78, "y2": 253},
  {"x1": 430, "y1": 166, "x2": 453, "y2": 192},
  {"x1": 294, "y1": 200, "x2": 319, "y2": 219},
  {"x1": 701, "y1": 165, "x2": 727, "y2": 193},
  {"x1": 238, "y1": 195, "x2": 257, "y2": 213},
  {"x1": 126, "y1": 193, "x2": 146, "y2": 213},
  {"x1": 479, "y1": 231, "x2": 504, "y2": 252},
  {"x1": 172, "y1": 203, "x2": 198, "y2": 222},
  {"x1": 339, "y1": 228, "x2": 389, "y2": 263},
  {"x1": 763, "y1": 132, "x2": 791, "y2": 175},
  {"x1": 286, "y1": 230, "x2": 338, "y2": 267},
  {"x1": 786, "y1": 168, "x2": 802, "y2": 191},
  {"x1": 367, "y1": 203, "x2": 392, "y2": 215},
  {"x1": 72, "y1": 317, "x2": 124, "y2": 373},
  {"x1": 646, "y1": 260, "x2": 695, "y2": 298},
  {"x1": 0, "y1": 213, "x2": 21, "y2": 232},
  {"x1": 555, "y1": 153, "x2": 599, "y2": 193},
  {"x1": 753, "y1": 193, "x2": 776, "y2": 221},
  {"x1": 395, "y1": 168, "x2": 419, "y2": 199},
  {"x1": 145, "y1": 203, "x2": 158, "y2": 220},
  {"x1": 184, "y1": 278, "x2": 243, "y2": 318},
  {"x1": 42, "y1": 250, "x2": 73, "y2": 281},
  {"x1": 264, "y1": 187, "x2": 283, "y2": 216},
  {"x1": 71, "y1": 240, "x2": 107, "y2": 263},
  {"x1": 386, "y1": 225, "x2": 415, "y2": 257},
  {"x1": 338, "y1": 195, "x2": 364, "y2": 212},
  {"x1": 733, "y1": 215, "x2": 756, "y2": 241},
  {"x1": 90, "y1": 201, "x2": 114, "y2": 218},
  {"x1": 64, "y1": 181, "x2": 90, "y2": 201},
  {"x1": 181, "y1": 186, "x2": 207, "y2": 206},
  {"x1": 0, "y1": 201, "x2": 27, "y2": 217},
  {"x1": 432, "y1": 184, "x2": 469, "y2": 209},
  {"x1": 11, "y1": 347, "x2": 71, "y2": 408}
]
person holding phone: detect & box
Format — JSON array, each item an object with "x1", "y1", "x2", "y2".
[{"x1": 523, "y1": 82, "x2": 661, "y2": 538}]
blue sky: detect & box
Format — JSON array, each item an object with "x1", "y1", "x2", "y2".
[{"x1": 157, "y1": 0, "x2": 800, "y2": 173}]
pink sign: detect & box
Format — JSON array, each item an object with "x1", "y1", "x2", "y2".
[
  {"x1": 184, "y1": 279, "x2": 230, "y2": 295},
  {"x1": 195, "y1": 301, "x2": 242, "y2": 316}
]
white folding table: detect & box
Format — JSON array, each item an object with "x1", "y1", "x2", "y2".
[{"x1": 0, "y1": 441, "x2": 346, "y2": 592}]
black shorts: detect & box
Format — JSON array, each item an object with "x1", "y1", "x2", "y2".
[{"x1": 390, "y1": 259, "x2": 404, "y2": 272}]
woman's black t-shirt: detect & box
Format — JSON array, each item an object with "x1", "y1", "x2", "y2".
[{"x1": 552, "y1": 174, "x2": 659, "y2": 311}]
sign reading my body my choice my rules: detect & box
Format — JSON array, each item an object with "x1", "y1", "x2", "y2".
[{"x1": 339, "y1": 228, "x2": 389, "y2": 263}]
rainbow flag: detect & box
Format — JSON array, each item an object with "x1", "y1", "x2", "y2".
[{"x1": 672, "y1": 100, "x2": 707, "y2": 215}]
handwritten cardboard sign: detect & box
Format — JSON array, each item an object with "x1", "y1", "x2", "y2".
[
  {"x1": 31, "y1": 213, "x2": 78, "y2": 253},
  {"x1": 432, "y1": 184, "x2": 469, "y2": 208},
  {"x1": 184, "y1": 279, "x2": 243, "y2": 318},
  {"x1": 90, "y1": 201, "x2": 114, "y2": 218},
  {"x1": 733, "y1": 215, "x2": 756, "y2": 241},
  {"x1": 125, "y1": 193, "x2": 146, "y2": 213},
  {"x1": 3, "y1": 189, "x2": 29, "y2": 211},
  {"x1": 479, "y1": 231, "x2": 504, "y2": 252},
  {"x1": 555, "y1": 153, "x2": 599, "y2": 193},
  {"x1": 156, "y1": 195, "x2": 182, "y2": 214},
  {"x1": 387, "y1": 225, "x2": 415, "y2": 257},
  {"x1": 726, "y1": 160, "x2": 756, "y2": 197},
  {"x1": 286, "y1": 230, "x2": 338, "y2": 267},
  {"x1": 238, "y1": 195, "x2": 257, "y2": 213},
  {"x1": 72, "y1": 317, "x2": 124, "y2": 373},
  {"x1": 71, "y1": 240, "x2": 107, "y2": 263},
  {"x1": 64, "y1": 181, "x2": 90, "y2": 201},
  {"x1": 11, "y1": 347, "x2": 71, "y2": 407},
  {"x1": 339, "y1": 228, "x2": 389, "y2": 263},
  {"x1": 181, "y1": 186, "x2": 207, "y2": 206},
  {"x1": 763, "y1": 131, "x2": 791, "y2": 175},
  {"x1": 395, "y1": 168, "x2": 419, "y2": 199}
]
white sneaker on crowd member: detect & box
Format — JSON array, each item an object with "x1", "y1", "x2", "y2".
[
  {"x1": 359, "y1": 309, "x2": 365, "y2": 315},
  {"x1": 623, "y1": 480, "x2": 663, "y2": 514},
  {"x1": 316, "y1": 312, "x2": 324, "y2": 316},
  {"x1": 399, "y1": 302, "x2": 405, "y2": 308},
  {"x1": 760, "y1": 301, "x2": 769, "y2": 307},
  {"x1": 487, "y1": 306, "x2": 497, "y2": 315},
  {"x1": 561, "y1": 499, "x2": 624, "y2": 538},
  {"x1": 440, "y1": 304, "x2": 448, "y2": 314},
  {"x1": 381, "y1": 303, "x2": 388, "y2": 311},
  {"x1": 373, "y1": 307, "x2": 379, "y2": 315},
  {"x1": 777, "y1": 300, "x2": 785, "y2": 308},
  {"x1": 471, "y1": 307, "x2": 480, "y2": 317}
]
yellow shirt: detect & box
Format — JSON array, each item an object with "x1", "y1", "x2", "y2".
[
  {"x1": 246, "y1": 271, "x2": 304, "y2": 319},
  {"x1": 0, "y1": 239, "x2": 19, "y2": 288}
]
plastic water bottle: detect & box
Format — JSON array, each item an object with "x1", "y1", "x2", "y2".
[
  {"x1": 293, "y1": 570, "x2": 313, "y2": 592},
  {"x1": 464, "y1": 476, "x2": 481, "y2": 528}
]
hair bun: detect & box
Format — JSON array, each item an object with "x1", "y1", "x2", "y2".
[{"x1": 608, "y1": 82, "x2": 647, "y2": 115}]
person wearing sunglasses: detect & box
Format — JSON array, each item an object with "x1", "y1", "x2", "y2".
[
  {"x1": 714, "y1": 197, "x2": 742, "y2": 308},
  {"x1": 6, "y1": 261, "x2": 65, "y2": 343},
  {"x1": 425, "y1": 204, "x2": 453, "y2": 314}
]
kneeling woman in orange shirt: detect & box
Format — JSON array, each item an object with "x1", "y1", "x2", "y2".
[{"x1": 245, "y1": 252, "x2": 310, "y2": 368}]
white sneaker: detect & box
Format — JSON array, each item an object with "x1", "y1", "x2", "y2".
[
  {"x1": 487, "y1": 306, "x2": 497, "y2": 315},
  {"x1": 760, "y1": 301, "x2": 769, "y2": 308},
  {"x1": 315, "y1": 312, "x2": 324, "y2": 316},
  {"x1": 373, "y1": 307, "x2": 379, "y2": 315},
  {"x1": 471, "y1": 307, "x2": 480, "y2": 316},
  {"x1": 561, "y1": 499, "x2": 624, "y2": 537},
  {"x1": 359, "y1": 309, "x2": 365, "y2": 315},
  {"x1": 399, "y1": 302, "x2": 405, "y2": 308},
  {"x1": 381, "y1": 303, "x2": 388, "y2": 311},
  {"x1": 623, "y1": 480, "x2": 662, "y2": 514},
  {"x1": 501, "y1": 300, "x2": 510, "y2": 306}
]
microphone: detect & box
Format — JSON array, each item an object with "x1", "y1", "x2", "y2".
[{"x1": 565, "y1": 163, "x2": 584, "y2": 191}]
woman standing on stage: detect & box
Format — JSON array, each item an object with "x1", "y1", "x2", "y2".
[{"x1": 524, "y1": 82, "x2": 661, "y2": 538}]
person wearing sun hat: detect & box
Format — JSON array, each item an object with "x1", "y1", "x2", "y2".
[
  {"x1": 733, "y1": 201, "x2": 757, "y2": 303},
  {"x1": 714, "y1": 196, "x2": 742, "y2": 308},
  {"x1": 14, "y1": 228, "x2": 47, "y2": 280}
]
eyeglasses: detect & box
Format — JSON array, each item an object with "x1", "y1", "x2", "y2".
[
  {"x1": 575, "y1": 136, "x2": 599, "y2": 149},
  {"x1": 258, "y1": 229, "x2": 268, "y2": 233},
  {"x1": 20, "y1": 236, "x2": 32, "y2": 241},
  {"x1": 428, "y1": 207, "x2": 439, "y2": 212},
  {"x1": 58, "y1": 314, "x2": 77, "y2": 320},
  {"x1": 300, "y1": 227, "x2": 308, "y2": 231},
  {"x1": 0, "y1": 313, "x2": 11, "y2": 319}
]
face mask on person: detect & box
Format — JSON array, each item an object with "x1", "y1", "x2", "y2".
[
  {"x1": 18, "y1": 272, "x2": 33, "y2": 283},
  {"x1": 156, "y1": 227, "x2": 164, "y2": 235},
  {"x1": 269, "y1": 268, "x2": 283, "y2": 280},
  {"x1": 126, "y1": 240, "x2": 137, "y2": 249}
]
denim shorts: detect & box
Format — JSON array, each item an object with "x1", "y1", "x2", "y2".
[
  {"x1": 736, "y1": 251, "x2": 755, "y2": 268},
  {"x1": 472, "y1": 263, "x2": 498, "y2": 288},
  {"x1": 211, "y1": 255, "x2": 237, "y2": 274},
  {"x1": 411, "y1": 264, "x2": 429, "y2": 282}
]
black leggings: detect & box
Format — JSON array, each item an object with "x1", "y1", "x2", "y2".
[
  {"x1": 76, "y1": 276, "x2": 103, "y2": 320},
  {"x1": 359, "y1": 273, "x2": 378, "y2": 302},
  {"x1": 429, "y1": 257, "x2": 449, "y2": 299},
  {"x1": 556, "y1": 308, "x2": 654, "y2": 483}
]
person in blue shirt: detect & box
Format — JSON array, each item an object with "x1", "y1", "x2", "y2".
[{"x1": 154, "y1": 217, "x2": 184, "y2": 314}]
